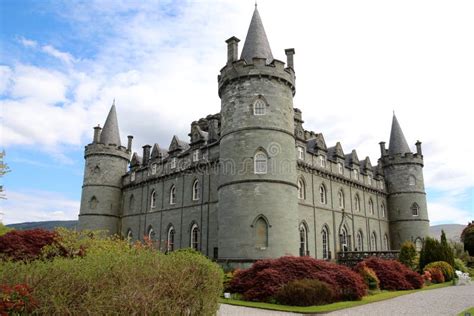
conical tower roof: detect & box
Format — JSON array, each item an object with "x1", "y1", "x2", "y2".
[
  {"x1": 240, "y1": 6, "x2": 273, "y2": 64},
  {"x1": 101, "y1": 103, "x2": 121, "y2": 146},
  {"x1": 388, "y1": 114, "x2": 411, "y2": 155}
]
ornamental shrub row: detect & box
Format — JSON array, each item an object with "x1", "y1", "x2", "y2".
[
  {"x1": 274, "y1": 279, "x2": 334, "y2": 306},
  {"x1": 423, "y1": 261, "x2": 454, "y2": 281}
]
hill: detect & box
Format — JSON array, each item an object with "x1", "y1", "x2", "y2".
[
  {"x1": 7, "y1": 220, "x2": 78, "y2": 231},
  {"x1": 429, "y1": 224, "x2": 466, "y2": 242}
]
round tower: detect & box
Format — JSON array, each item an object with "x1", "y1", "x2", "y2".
[
  {"x1": 78, "y1": 104, "x2": 131, "y2": 234},
  {"x1": 380, "y1": 114, "x2": 430, "y2": 249},
  {"x1": 217, "y1": 7, "x2": 299, "y2": 262}
]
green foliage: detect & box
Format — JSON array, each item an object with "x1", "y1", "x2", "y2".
[
  {"x1": 399, "y1": 241, "x2": 418, "y2": 270},
  {"x1": 0, "y1": 229, "x2": 224, "y2": 315},
  {"x1": 424, "y1": 267, "x2": 445, "y2": 283},
  {"x1": 461, "y1": 222, "x2": 474, "y2": 256},
  {"x1": 451, "y1": 241, "x2": 470, "y2": 261},
  {"x1": 424, "y1": 261, "x2": 454, "y2": 281},
  {"x1": 354, "y1": 262, "x2": 380, "y2": 290},
  {"x1": 274, "y1": 279, "x2": 334, "y2": 306},
  {"x1": 440, "y1": 230, "x2": 455, "y2": 267},
  {"x1": 419, "y1": 236, "x2": 455, "y2": 272},
  {"x1": 454, "y1": 258, "x2": 468, "y2": 273},
  {"x1": 0, "y1": 223, "x2": 12, "y2": 236}
]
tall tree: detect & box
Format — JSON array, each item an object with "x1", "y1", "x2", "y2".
[
  {"x1": 440, "y1": 230, "x2": 455, "y2": 267},
  {"x1": 0, "y1": 150, "x2": 11, "y2": 200},
  {"x1": 461, "y1": 221, "x2": 474, "y2": 256}
]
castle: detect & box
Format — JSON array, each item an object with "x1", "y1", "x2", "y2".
[{"x1": 78, "y1": 7, "x2": 430, "y2": 264}]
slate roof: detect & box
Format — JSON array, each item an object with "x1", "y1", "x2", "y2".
[
  {"x1": 100, "y1": 104, "x2": 121, "y2": 146},
  {"x1": 240, "y1": 7, "x2": 274, "y2": 64},
  {"x1": 388, "y1": 114, "x2": 411, "y2": 155}
]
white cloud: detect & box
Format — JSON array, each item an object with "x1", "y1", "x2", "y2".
[
  {"x1": 0, "y1": 65, "x2": 12, "y2": 94},
  {"x1": 18, "y1": 37, "x2": 37, "y2": 48},
  {"x1": 41, "y1": 45, "x2": 76, "y2": 65},
  {"x1": 1, "y1": 190, "x2": 79, "y2": 225}
]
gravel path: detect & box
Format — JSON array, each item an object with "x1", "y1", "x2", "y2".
[{"x1": 218, "y1": 284, "x2": 474, "y2": 316}]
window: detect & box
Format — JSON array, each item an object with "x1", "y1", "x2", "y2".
[
  {"x1": 319, "y1": 155, "x2": 327, "y2": 168},
  {"x1": 170, "y1": 157, "x2": 177, "y2": 169},
  {"x1": 253, "y1": 99, "x2": 266, "y2": 115},
  {"x1": 368, "y1": 199, "x2": 374, "y2": 215},
  {"x1": 319, "y1": 185, "x2": 327, "y2": 204},
  {"x1": 367, "y1": 175, "x2": 372, "y2": 186},
  {"x1": 297, "y1": 178, "x2": 305, "y2": 200},
  {"x1": 411, "y1": 203, "x2": 419, "y2": 216},
  {"x1": 150, "y1": 190, "x2": 157, "y2": 209},
  {"x1": 255, "y1": 217, "x2": 268, "y2": 248},
  {"x1": 129, "y1": 195, "x2": 135, "y2": 212},
  {"x1": 340, "y1": 226, "x2": 349, "y2": 252},
  {"x1": 190, "y1": 224, "x2": 199, "y2": 250},
  {"x1": 167, "y1": 226, "x2": 175, "y2": 252},
  {"x1": 357, "y1": 230, "x2": 363, "y2": 251},
  {"x1": 89, "y1": 196, "x2": 98, "y2": 210},
  {"x1": 409, "y1": 175, "x2": 416, "y2": 186},
  {"x1": 170, "y1": 185, "x2": 176, "y2": 205},
  {"x1": 192, "y1": 180, "x2": 200, "y2": 201},
  {"x1": 322, "y1": 226, "x2": 330, "y2": 259},
  {"x1": 131, "y1": 172, "x2": 136, "y2": 182},
  {"x1": 353, "y1": 169, "x2": 359, "y2": 180},
  {"x1": 126, "y1": 229, "x2": 133, "y2": 240},
  {"x1": 148, "y1": 227, "x2": 156, "y2": 240},
  {"x1": 297, "y1": 146, "x2": 304, "y2": 160},
  {"x1": 299, "y1": 223, "x2": 308, "y2": 256},
  {"x1": 383, "y1": 234, "x2": 389, "y2": 250},
  {"x1": 254, "y1": 151, "x2": 267, "y2": 174},
  {"x1": 151, "y1": 164, "x2": 157, "y2": 175},
  {"x1": 415, "y1": 238, "x2": 423, "y2": 251},
  {"x1": 338, "y1": 190, "x2": 344, "y2": 209},
  {"x1": 381, "y1": 203, "x2": 386, "y2": 218},
  {"x1": 354, "y1": 195, "x2": 360, "y2": 212},
  {"x1": 371, "y1": 232, "x2": 377, "y2": 251},
  {"x1": 193, "y1": 150, "x2": 199, "y2": 162},
  {"x1": 338, "y1": 162, "x2": 343, "y2": 174}
]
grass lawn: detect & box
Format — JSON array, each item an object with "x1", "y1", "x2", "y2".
[
  {"x1": 458, "y1": 307, "x2": 474, "y2": 316},
  {"x1": 219, "y1": 282, "x2": 452, "y2": 314}
]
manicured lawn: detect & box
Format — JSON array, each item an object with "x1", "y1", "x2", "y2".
[
  {"x1": 219, "y1": 282, "x2": 452, "y2": 314},
  {"x1": 458, "y1": 307, "x2": 474, "y2": 316}
]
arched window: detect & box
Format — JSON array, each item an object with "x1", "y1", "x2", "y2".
[
  {"x1": 411, "y1": 203, "x2": 419, "y2": 216},
  {"x1": 299, "y1": 223, "x2": 308, "y2": 256},
  {"x1": 129, "y1": 195, "x2": 135, "y2": 212},
  {"x1": 322, "y1": 226, "x2": 330, "y2": 259},
  {"x1": 371, "y1": 232, "x2": 377, "y2": 251},
  {"x1": 254, "y1": 151, "x2": 267, "y2": 174},
  {"x1": 255, "y1": 217, "x2": 268, "y2": 248},
  {"x1": 167, "y1": 226, "x2": 175, "y2": 252},
  {"x1": 89, "y1": 196, "x2": 98, "y2": 210},
  {"x1": 253, "y1": 98, "x2": 266, "y2": 115},
  {"x1": 357, "y1": 230, "x2": 363, "y2": 251},
  {"x1": 383, "y1": 234, "x2": 389, "y2": 250},
  {"x1": 354, "y1": 195, "x2": 360, "y2": 212},
  {"x1": 170, "y1": 185, "x2": 176, "y2": 205},
  {"x1": 147, "y1": 226, "x2": 156, "y2": 240},
  {"x1": 126, "y1": 229, "x2": 133, "y2": 240},
  {"x1": 192, "y1": 180, "x2": 200, "y2": 201},
  {"x1": 381, "y1": 203, "x2": 386, "y2": 218},
  {"x1": 319, "y1": 185, "x2": 327, "y2": 204},
  {"x1": 415, "y1": 238, "x2": 423, "y2": 251},
  {"x1": 338, "y1": 190, "x2": 344, "y2": 209},
  {"x1": 297, "y1": 178, "x2": 305, "y2": 200},
  {"x1": 368, "y1": 199, "x2": 374, "y2": 214},
  {"x1": 150, "y1": 190, "x2": 157, "y2": 209},
  {"x1": 408, "y1": 175, "x2": 416, "y2": 186},
  {"x1": 340, "y1": 226, "x2": 349, "y2": 252},
  {"x1": 190, "y1": 224, "x2": 199, "y2": 250}
]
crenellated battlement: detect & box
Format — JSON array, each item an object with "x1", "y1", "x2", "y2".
[
  {"x1": 85, "y1": 143, "x2": 131, "y2": 161},
  {"x1": 381, "y1": 153, "x2": 424, "y2": 167}
]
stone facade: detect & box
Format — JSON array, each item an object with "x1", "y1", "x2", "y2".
[{"x1": 78, "y1": 7, "x2": 430, "y2": 264}]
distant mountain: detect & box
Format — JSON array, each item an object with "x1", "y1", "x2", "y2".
[
  {"x1": 429, "y1": 224, "x2": 466, "y2": 243},
  {"x1": 7, "y1": 220, "x2": 78, "y2": 231}
]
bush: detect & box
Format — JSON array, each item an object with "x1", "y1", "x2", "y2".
[
  {"x1": 461, "y1": 221, "x2": 474, "y2": 256},
  {"x1": 425, "y1": 267, "x2": 445, "y2": 283},
  {"x1": 0, "y1": 230, "x2": 224, "y2": 315},
  {"x1": 0, "y1": 284, "x2": 38, "y2": 315},
  {"x1": 399, "y1": 241, "x2": 418, "y2": 270},
  {"x1": 419, "y1": 234, "x2": 455, "y2": 271},
  {"x1": 274, "y1": 279, "x2": 334, "y2": 306},
  {"x1": 440, "y1": 230, "x2": 455, "y2": 268},
  {"x1": 358, "y1": 257, "x2": 424, "y2": 290},
  {"x1": 454, "y1": 258, "x2": 468, "y2": 273},
  {"x1": 424, "y1": 261, "x2": 454, "y2": 281},
  {"x1": 421, "y1": 270, "x2": 432, "y2": 284},
  {"x1": 0, "y1": 229, "x2": 59, "y2": 261},
  {"x1": 228, "y1": 256, "x2": 367, "y2": 302},
  {"x1": 354, "y1": 262, "x2": 380, "y2": 290}
]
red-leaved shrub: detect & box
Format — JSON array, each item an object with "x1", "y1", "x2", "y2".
[
  {"x1": 275, "y1": 279, "x2": 334, "y2": 306},
  {"x1": 357, "y1": 257, "x2": 423, "y2": 291},
  {"x1": 0, "y1": 284, "x2": 38, "y2": 314},
  {"x1": 228, "y1": 256, "x2": 367, "y2": 302},
  {"x1": 0, "y1": 229, "x2": 59, "y2": 261},
  {"x1": 426, "y1": 267, "x2": 445, "y2": 283}
]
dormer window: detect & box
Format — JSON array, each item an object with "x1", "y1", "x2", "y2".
[
  {"x1": 297, "y1": 146, "x2": 305, "y2": 160},
  {"x1": 193, "y1": 150, "x2": 199, "y2": 162},
  {"x1": 338, "y1": 162, "x2": 343, "y2": 174},
  {"x1": 151, "y1": 164, "x2": 157, "y2": 175},
  {"x1": 131, "y1": 172, "x2": 136, "y2": 182},
  {"x1": 319, "y1": 155, "x2": 327, "y2": 168},
  {"x1": 367, "y1": 175, "x2": 372, "y2": 186},
  {"x1": 170, "y1": 158, "x2": 177, "y2": 169},
  {"x1": 253, "y1": 99, "x2": 266, "y2": 115},
  {"x1": 353, "y1": 169, "x2": 359, "y2": 180}
]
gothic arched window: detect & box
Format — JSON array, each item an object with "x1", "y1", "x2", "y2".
[
  {"x1": 357, "y1": 230, "x2": 363, "y2": 251},
  {"x1": 383, "y1": 234, "x2": 389, "y2": 250},
  {"x1": 320, "y1": 185, "x2": 327, "y2": 204},
  {"x1": 253, "y1": 98, "x2": 266, "y2": 115},
  {"x1": 190, "y1": 224, "x2": 199, "y2": 250},
  {"x1": 338, "y1": 190, "x2": 344, "y2": 209},
  {"x1": 254, "y1": 151, "x2": 267, "y2": 174},
  {"x1": 340, "y1": 226, "x2": 349, "y2": 252},
  {"x1": 409, "y1": 175, "x2": 416, "y2": 186},
  {"x1": 255, "y1": 217, "x2": 268, "y2": 248},
  {"x1": 167, "y1": 226, "x2": 175, "y2": 252},
  {"x1": 371, "y1": 232, "x2": 377, "y2": 251},
  {"x1": 381, "y1": 203, "x2": 386, "y2": 218},
  {"x1": 368, "y1": 199, "x2": 374, "y2": 215},
  {"x1": 411, "y1": 203, "x2": 420, "y2": 216},
  {"x1": 150, "y1": 190, "x2": 157, "y2": 209},
  {"x1": 129, "y1": 195, "x2": 135, "y2": 212},
  {"x1": 297, "y1": 178, "x2": 305, "y2": 200},
  {"x1": 299, "y1": 223, "x2": 308, "y2": 256},
  {"x1": 192, "y1": 180, "x2": 200, "y2": 201},
  {"x1": 170, "y1": 185, "x2": 176, "y2": 205},
  {"x1": 322, "y1": 226, "x2": 330, "y2": 259},
  {"x1": 126, "y1": 228, "x2": 133, "y2": 240},
  {"x1": 89, "y1": 196, "x2": 98, "y2": 210},
  {"x1": 147, "y1": 226, "x2": 156, "y2": 241},
  {"x1": 354, "y1": 194, "x2": 360, "y2": 212}
]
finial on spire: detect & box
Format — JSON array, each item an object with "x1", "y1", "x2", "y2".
[
  {"x1": 112, "y1": 98, "x2": 115, "y2": 106},
  {"x1": 255, "y1": 0, "x2": 257, "y2": 8}
]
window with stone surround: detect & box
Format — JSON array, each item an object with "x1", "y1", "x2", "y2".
[
  {"x1": 190, "y1": 224, "x2": 199, "y2": 250},
  {"x1": 150, "y1": 190, "x2": 157, "y2": 209},
  {"x1": 255, "y1": 217, "x2": 268, "y2": 249},
  {"x1": 170, "y1": 158, "x2": 177, "y2": 169},
  {"x1": 299, "y1": 223, "x2": 308, "y2": 256},
  {"x1": 319, "y1": 185, "x2": 327, "y2": 204},
  {"x1": 319, "y1": 155, "x2": 327, "y2": 168},
  {"x1": 167, "y1": 226, "x2": 175, "y2": 252},
  {"x1": 371, "y1": 232, "x2": 377, "y2": 251},
  {"x1": 254, "y1": 151, "x2": 267, "y2": 174},
  {"x1": 368, "y1": 199, "x2": 374, "y2": 214},
  {"x1": 193, "y1": 150, "x2": 199, "y2": 162},
  {"x1": 297, "y1": 178, "x2": 305, "y2": 200},
  {"x1": 338, "y1": 190, "x2": 344, "y2": 209},
  {"x1": 354, "y1": 194, "x2": 360, "y2": 212},
  {"x1": 322, "y1": 225, "x2": 330, "y2": 259},
  {"x1": 411, "y1": 203, "x2": 420, "y2": 216},
  {"x1": 357, "y1": 230, "x2": 363, "y2": 251},
  {"x1": 170, "y1": 185, "x2": 176, "y2": 205},
  {"x1": 253, "y1": 99, "x2": 266, "y2": 115},
  {"x1": 192, "y1": 180, "x2": 200, "y2": 201},
  {"x1": 297, "y1": 146, "x2": 305, "y2": 160},
  {"x1": 338, "y1": 162, "x2": 344, "y2": 174}
]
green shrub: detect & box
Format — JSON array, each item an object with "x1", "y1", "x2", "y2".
[
  {"x1": 424, "y1": 261, "x2": 454, "y2": 281},
  {"x1": 454, "y1": 258, "x2": 468, "y2": 273},
  {"x1": 274, "y1": 279, "x2": 334, "y2": 306},
  {"x1": 440, "y1": 230, "x2": 455, "y2": 267},
  {"x1": 0, "y1": 229, "x2": 224, "y2": 315},
  {"x1": 399, "y1": 241, "x2": 418, "y2": 270},
  {"x1": 354, "y1": 262, "x2": 380, "y2": 290}
]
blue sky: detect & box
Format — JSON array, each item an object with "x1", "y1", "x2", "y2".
[{"x1": 1, "y1": 0, "x2": 473, "y2": 225}]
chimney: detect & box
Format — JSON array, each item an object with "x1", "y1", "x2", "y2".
[
  {"x1": 415, "y1": 141, "x2": 422, "y2": 156},
  {"x1": 285, "y1": 48, "x2": 295, "y2": 69},
  {"x1": 127, "y1": 135, "x2": 133, "y2": 152},
  {"x1": 142, "y1": 145, "x2": 151, "y2": 166},
  {"x1": 379, "y1": 142, "x2": 387, "y2": 157},
  {"x1": 208, "y1": 118, "x2": 219, "y2": 143},
  {"x1": 226, "y1": 37, "x2": 240, "y2": 64},
  {"x1": 93, "y1": 125, "x2": 102, "y2": 143}
]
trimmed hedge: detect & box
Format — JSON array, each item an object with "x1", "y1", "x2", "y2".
[
  {"x1": 228, "y1": 256, "x2": 367, "y2": 302},
  {"x1": 357, "y1": 257, "x2": 424, "y2": 291},
  {"x1": 275, "y1": 279, "x2": 334, "y2": 306},
  {"x1": 424, "y1": 261, "x2": 454, "y2": 281}
]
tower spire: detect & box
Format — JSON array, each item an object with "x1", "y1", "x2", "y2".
[
  {"x1": 100, "y1": 101, "x2": 121, "y2": 146},
  {"x1": 388, "y1": 113, "x2": 411, "y2": 155},
  {"x1": 240, "y1": 6, "x2": 273, "y2": 64}
]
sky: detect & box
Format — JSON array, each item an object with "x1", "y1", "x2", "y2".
[{"x1": 0, "y1": 0, "x2": 473, "y2": 225}]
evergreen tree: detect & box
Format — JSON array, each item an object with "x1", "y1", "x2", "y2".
[
  {"x1": 419, "y1": 237, "x2": 441, "y2": 271},
  {"x1": 399, "y1": 241, "x2": 418, "y2": 270},
  {"x1": 440, "y1": 230, "x2": 454, "y2": 267}
]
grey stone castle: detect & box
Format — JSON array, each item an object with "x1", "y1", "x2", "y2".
[{"x1": 79, "y1": 7, "x2": 430, "y2": 263}]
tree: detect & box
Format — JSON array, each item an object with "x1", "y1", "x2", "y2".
[
  {"x1": 461, "y1": 221, "x2": 474, "y2": 256},
  {"x1": 399, "y1": 241, "x2": 418, "y2": 270},
  {"x1": 440, "y1": 230, "x2": 455, "y2": 267},
  {"x1": 419, "y1": 237, "x2": 442, "y2": 271},
  {"x1": 0, "y1": 150, "x2": 11, "y2": 200}
]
